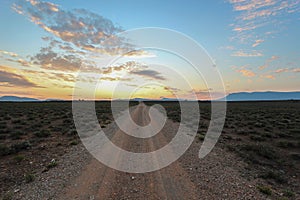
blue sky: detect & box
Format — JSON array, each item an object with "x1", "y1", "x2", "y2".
[{"x1": 0, "y1": 0, "x2": 299, "y2": 99}]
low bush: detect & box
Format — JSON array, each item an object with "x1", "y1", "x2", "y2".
[
  {"x1": 0, "y1": 144, "x2": 10, "y2": 156},
  {"x1": 260, "y1": 170, "x2": 287, "y2": 184},
  {"x1": 34, "y1": 130, "x2": 51, "y2": 138},
  {"x1": 24, "y1": 173, "x2": 35, "y2": 183},
  {"x1": 257, "y1": 185, "x2": 272, "y2": 195}
]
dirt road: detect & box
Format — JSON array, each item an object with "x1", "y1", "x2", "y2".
[
  {"x1": 46, "y1": 102, "x2": 266, "y2": 200},
  {"x1": 59, "y1": 102, "x2": 199, "y2": 199}
]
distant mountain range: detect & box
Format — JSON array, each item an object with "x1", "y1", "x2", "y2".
[
  {"x1": 1, "y1": 92, "x2": 300, "y2": 102},
  {"x1": 131, "y1": 98, "x2": 187, "y2": 102},
  {"x1": 223, "y1": 91, "x2": 300, "y2": 101},
  {"x1": 0, "y1": 96, "x2": 64, "y2": 102},
  {"x1": 0, "y1": 96, "x2": 40, "y2": 102}
]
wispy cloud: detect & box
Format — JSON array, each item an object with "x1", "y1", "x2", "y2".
[
  {"x1": 261, "y1": 74, "x2": 275, "y2": 79},
  {"x1": 219, "y1": 46, "x2": 235, "y2": 50},
  {"x1": 252, "y1": 39, "x2": 264, "y2": 47},
  {"x1": 0, "y1": 66, "x2": 43, "y2": 88},
  {"x1": 0, "y1": 50, "x2": 18, "y2": 57},
  {"x1": 100, "y1": 77, "x2": 132, "y2": 82},
  {"x1": 229, "y1": 0, "x2": 300, "y2": 45},
  {"x1": 259, "y1": 55, "x2": 279, "y2": 70},
  {"x1": 236, "y1": 68, "x2": 256, "y2": 77},
  {"x1": 99, "y1": 61, "x2": 166, "y2": 81},
  {"x1": 185, "y1": 89, "x2": 226, "y2": 100},
  {"x1": 23, "y1": 69, "x2": 76, "y2": 83},
  {"x1": 275, "y1": 68, "x2": 289, "y2": 73},
  {"x1": 163, "y1": 86, "x2": 181, "y2": 93},
  {"x1": 231, "y1": 50, "x2": 263, "y2": 57},
  {"x1": 0, "y1": 49, "x2": 32, "y2": 67},
  {"x1": 273, "y1": 67, "x2": 300, "y2": 73},
  {"x1": 129, "y1": 69, "x2": 166, "y2": 81},
  {"x1": 292, "y1": 68, "x2": 300, "y2": 72}
]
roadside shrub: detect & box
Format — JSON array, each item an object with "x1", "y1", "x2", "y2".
[
  {"x1": 257, "y1": 185, "x2": 272, "y2": 195},
  {"x1": 2, "y1": 191, "x2": 13, "y2": 200},
  {"x1": 283, "y1": 189, "x2": 295, "y2": 198},
  {"x1": 260, "y1": 170, "x2": 287, "y2": 184},
  {"x1": 250, "y1": 135, "x2": 266, "y2": 142},
  {"x1": 277, "y1": 141, "x2": 296, "y2": 148},
  {"x1": 14, "y1": 154, "x2": 25, "y2": 162},
  {"x1": 3, "y1": 116, "x2": 11, "y2": 120},
  {"x1": 70, "y1": 140, "x2": 79, "y2": 146},
  {"x1": 12, "y1": 119, "x2": 21, "y2": 124},
  {"x1": 24, "y1": 173, "x2": 35, "y2": 183},
  {"x1": 0, "y1": 123, "x2": 6, "y2": 129},
  {"x1": 34, "y1": 130, "x2": 51, "y2": 138},
  {"x1": 47, "y1": 159, "x2": 58, "y2": 169},
  {"x1": 10, "y1": 141, "x2": 31, "y2": 154},
  {"x1": 196, "y1": 134, "x2": 205, "y2": 141},
  {"x1": 10, "y1": 131, "x2": 23, "y2": 140},
  {"x1": 0, "y1": 144, "x2": 10, "y2": 156},
  {"x1": 240, "y1": 144, "x2": 278, "y2": 160}
]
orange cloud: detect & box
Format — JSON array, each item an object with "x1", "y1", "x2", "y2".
[
  {"x1": 261, "y1": 74, "x2": 275, "y2": 79},
  {"x1": 236, "y1": 69, "x2": 256, "y2": 77},
  {"x1": 259, "y1": 65, "x2": 267, "y2": 70}
]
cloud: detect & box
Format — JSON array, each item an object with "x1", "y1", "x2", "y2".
[
  {"x1": 5, "y1": 58, "x2": 32, "y2": 67},
  {"x1": 229, "y1": 0, "x2": 300, "y2": 44},
  {"x1": 231, "y1": 50, "x2": 263, "y2": 57},
  {"x1": 272, "y1": 68, "x2": 299, "y2": 73},
  {"x1": 123, "y1": 50, "x2": 157, "y2": 58},
  {"x1": 292, "y1": 68, "x2": 300, "y2": 72},
  {"x1": 101, "y1": 61, "x2": 140, "y2": 74},
  {"x1": 0, "y1": 66, "x2": 42, "y2": 88},
  {"x1": 12, "y1": 0, "x2": 144, "y2": 56},
  {"x1": 0, "y1": 49, "x2": 33, "y2": 67},
  {"x1": 186, "y1": 89, "x2": 225, "y2": 100},
  {"x1": 219, "y1": 46, "x2": 235, "y2": 50},
  {"x1": 261, "y1": 74, "x2": 275, "y2": 79},
  {"x1": 275, "y1": 68, "x2": 289, "y2": 73},
  {"x1": 259, "y1": 65, "x2": 267, "y2": 70},
  {"x1": 252, "y1": 39, "x2": 264, "y2": 47},
  {"x1": 163, "y1": 86, "x2": 181, "y2": 93},
  {"x1": 269, "y1": 55, "x2": 279, "y2": 61},
  {"x1": 11, "y1": 0, "x2": 152, "y2": 77},
  {"x1": 130, "y1": 69, "x2": 166, "y2": 80},
  {"x1": 100, "y1": 77, "x2": 132, "y2": 82},
  {"x1": 236, "y1": 68, "x2": 256, "y2": 77},
  {"x1": 258, "y1": 55, "x2": 279, "y2": 70},
  {"x1": 0, "y1": 50, "x2": 18, "y2": 57},
  {"x1": 29, "y1": 45, "x2": 102, "y2": 73},
  {"x1": 30, "y1": 49, "x2": 82, "y2": 72},
  {"x1": 24, "y1": 69, "x2": 75, "y2": 82}
]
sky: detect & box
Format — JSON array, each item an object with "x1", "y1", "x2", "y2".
[{"x1": 0, "y1": 0, "x2": 299, "y2": 100}]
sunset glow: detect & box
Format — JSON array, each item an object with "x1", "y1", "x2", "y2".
[{"x1": 1, "y1": 0, "x2": 299, "y2": 100}]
